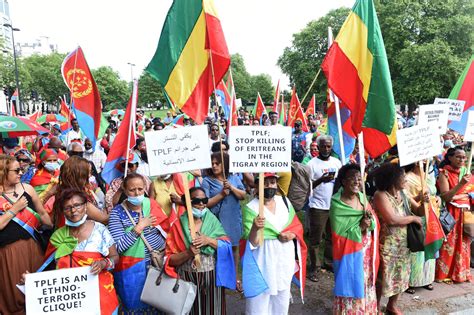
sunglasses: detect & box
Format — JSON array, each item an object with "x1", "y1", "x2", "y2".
[
  {"x1": 8, "y1": 168, "x2": 22, "y2": 174},
  {"x1": 211, "y1": 128, "x2": 219, "y2": 131},
  {"x1": 17, "y1": 158, "x2": 30, "y2": 163},
  {"x1": 191, "y1": 197, "x2": 208, "y2": 205}
]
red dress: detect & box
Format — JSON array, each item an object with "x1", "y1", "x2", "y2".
[{"x1": 435, "y1": 165, "x2": 472, "y2": 282}]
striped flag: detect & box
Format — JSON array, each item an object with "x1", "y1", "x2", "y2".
[
  {"x1": 252, "y1": 93, "x2": 267, "y2": 121},
  {"x1": 146, "y1": 0, "x2": 230, "y2": 124}
]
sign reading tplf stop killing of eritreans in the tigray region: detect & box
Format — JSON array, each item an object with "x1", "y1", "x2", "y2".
[
  {"x1": 228, "y1": 126, "x2": 292, "y2": 173},
  {"x1": 145, "y1": 125, "x2": 212, "y2": 176}
]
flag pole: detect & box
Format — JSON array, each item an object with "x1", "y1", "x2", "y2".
[
  {"x1": 418, "y1": 160, "x2": 429, "y2": 218},
  {"x1": 64, "y1": 94, "x2": 72, "y2": 130},
  {"x1": 208, "y1": 49, "x2": 227, "y2": 181},
  {"x1": 182, "y1": 172, "x2": 201, "y2": 267},
  {"x1": 467, "y1": 142, "x2": 474, "y2": 172},
  {"x1": 124, "y1": 80, "x2": 137, "y2": 178},
  {"x1": 358, "y1": 132, "x2": 367, "y2": 201},
  {"x1": 301, "y1": 68, "x2": 322, "y2": 105}
]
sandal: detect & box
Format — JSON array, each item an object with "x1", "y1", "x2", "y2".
[
  {"x1": 423, "y1": 284, "x2": 434, "y2": 290},
  {"x1": 405, "y1": 287, "x2": 416, "y2": 294},
  {"x1": 306, "y1": 273, "x2": 319, "y2": 282}
]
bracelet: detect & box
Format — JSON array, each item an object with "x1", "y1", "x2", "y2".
[
  {"x1": 102, "y1": 258, "x2": 114, "y2": 270},
  {"x1": 7, "y1": 210, "x2": 17, "y2": 217}
]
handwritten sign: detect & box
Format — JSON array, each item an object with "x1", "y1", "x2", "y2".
[
  {"x1": 228, "y1": 126, "x2": 292, "y2": 173},
  {"x1": 25, "y1": 267, "x2": 100, "y2": 315},
  {"x1": 418, "y1": 104, "x2": 449, "y2": 134},
  {"x1": 145, "y1": 125, "x2": 212, "y2": 176},
  {"x1": 464, "y1": 111, "x2": 474, "y2": 142},
  {"x1": 397, "y1": 124, "x2": 442, "y2": 167},
  {"x1": 434, "y1": 98, "x2": 465, "y2": 121}
]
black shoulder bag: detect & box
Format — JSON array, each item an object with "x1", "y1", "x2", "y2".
[{"x1": 401, "y1": 191, "x2": 425, "y2": 252}]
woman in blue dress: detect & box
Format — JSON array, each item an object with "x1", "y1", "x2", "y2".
[{"x1": 201, "y1": 152, "x2": 246, "y2": 290}]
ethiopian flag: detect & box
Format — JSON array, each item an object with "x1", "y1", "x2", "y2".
[
  {"x1": 146, "y1": 0, "x2": 230, "y2": 124},
  {"x1": 447, "y1": 55, "x2": 474, "y2": 134},
  {"x1": 321, "y1": 0, "x2": 397, "y2": 158}
]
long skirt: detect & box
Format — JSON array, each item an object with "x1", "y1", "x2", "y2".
[
  {"x1": 435, "y1": 205, "x2": 471, "y2": 283},
  {"x1": 180, "y1": 268, "x2": 226, "y2": 315},
  {"x1": 333, "y1": 233, "x2": 377, "y2": 314},
  {"x1": 0, "y1": 238, "x2": 43, "y2": 315}
]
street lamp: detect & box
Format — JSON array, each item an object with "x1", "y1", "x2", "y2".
[{"x1": 3, "y1": 23, "x2": 23, "y2": 115}]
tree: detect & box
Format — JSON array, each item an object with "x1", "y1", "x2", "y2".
[
  {"x1": 251, "y1": 74, "x2": 274, "y2": 103},
  {"x1": 91, "y1": 66, "x2": 129, "y2": 111},
  {"x1": 278, "y1": 0, "x2": 474, "y2": 110},
  {"x1": 21, "y1": 53, "x2": 68, "y2": 105},
  {"x1": 137, "y1": 72, "x2": 166, "y2": 108},
  {"x1": 277, "y1": 8, "x2": 350, "y2": 107}
]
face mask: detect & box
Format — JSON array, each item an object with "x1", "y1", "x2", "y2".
[
  {"x1": 127, "y1": 194, "x2": 145, "y2": 206},
  {"x1": 161, "y1": 174, "x2": 171, "y2": 180},
  {"x1": 192, "y1": 207, "x2": 208, "y2": 218},
  {"x1": 85, "y1": 148, "x2": 93, "y2": 154},
  {"x1": 65, "y1": 214, "x2": 88, "y2": 227},
  {"x1": 44, "y1": 162, "x2": 60, "y2": 172},
  {"x1": 263, "y1": 188, "x2": 277, "y2": 199},
  {"x1": 444, "y1": 140, "x2": 454, "y2": 147}
]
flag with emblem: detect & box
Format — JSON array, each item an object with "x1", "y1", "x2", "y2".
[{"x1": 305, "y1": 94, "x2": 316, "y2": 117}]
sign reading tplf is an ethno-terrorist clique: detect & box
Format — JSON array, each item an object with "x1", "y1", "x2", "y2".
[
  {"x1": 25, "y1": 267, "x2": 100, "y2": 315},
  {"x1": 145, "y1": 125, "x2": 212, "y2": 176},
  {"x1": 229, "y1": 126, "x2": 292, "y2": 173}
]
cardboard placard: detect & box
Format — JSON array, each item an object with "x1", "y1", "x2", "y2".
[
  {"x1": 417, "y1": 104, "x2": 449, "y2": 134},
  {"x1": 145, "y1": 125, "x2": 212, "y2": 176},
  {"x1": 397, "y1": 124, "x2": 443, "y2": 167},
  {"x1": 228, "y1": 126, "x2": 292, "y2": 173},
  {"x1": 25, "y1": 267, "x2": 100, "y2": 315},
  {"x1": 464, "y1": 111, "x2": 474, "y2": 142},
  {"x1": 434, "y1": 98, "x2": 465, "y2": 121}
]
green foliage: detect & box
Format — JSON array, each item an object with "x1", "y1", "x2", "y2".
[
  {"x1": 278, "y1": 0, "x2": 474, "y2": 110},
  {"x1": 277, "y1": 8, "x2": 350, "y2": 107},
  {"x1": 230, "y1": 54, "x2": 275, "y2": 105},
  {"x1": 91, "y1": 66, "x2": 129, "y2": 111},
  {"x1": 137, "y1": 71, "x2": 166, "y2": 108},
  {"x1": 21, "y1": 53, "x2": 69, "y2": 104}
]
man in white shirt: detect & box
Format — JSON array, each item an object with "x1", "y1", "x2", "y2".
[
  {"x1": 83, "y1": 138, "x2": 107, "y2": 173},
  {"x1": 306, "y1": 135, "x2": 342, "y2": 282},
  {"x1": 65, "y1": 118, "x2": 84, "y2": 146}
]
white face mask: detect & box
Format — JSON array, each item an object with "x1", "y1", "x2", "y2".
[{"x1": 86, "y1": 148, "x2": 93, "y2": 154}]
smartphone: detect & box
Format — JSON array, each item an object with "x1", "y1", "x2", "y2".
[{"x1": 328, "y1": 171, "x2": 336, "y2": 177}]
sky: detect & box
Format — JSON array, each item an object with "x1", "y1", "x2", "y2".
[{"x1": 9, "y1": 0, "x2": 354, "y2": 90}]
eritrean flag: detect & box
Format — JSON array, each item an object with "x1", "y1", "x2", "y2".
[
  {"x1": 447, "y1": 55, "x2": 474, "y2": 134},
  {"x1": 252, "y1": 92, "x2": 267, "y2": 121},
  {"x1": 424, "y1": 200, "x2": 444, "y2": 261},
  {"x1": 330, "y1": 190, "x2": 379, "y2": 298},
  {"x1": 146, "y1": 0, "x2": 230, "y2": 124},
  {"x1": 241, "y1": 196, "x2": 307, "y2": 301},
  {"x1": 321, "y1": 0, "x2": 397, "y2": 158}
]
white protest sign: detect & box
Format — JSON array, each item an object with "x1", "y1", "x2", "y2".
[
  {"x1": 25, "y1": 266, "x2": 100, "y2": 315},
  {"x1": 434, "y1": 98, "x2": 465, "y2": 121},
  {"x1": 228, "y1": 126, "x2": 292, "y2": 173},
  {"x1": 145, "y1": 125, "x2": 212, "y2": 176},
  {"x1": 418, "y1": 104, "x2": 449, "y2": 134},
  {"x1": 463, "y1": 111, "x2": 474, "y2": 142},
  {"x1": 397, "y1": 124, "x2": 443, "y2": 167}
]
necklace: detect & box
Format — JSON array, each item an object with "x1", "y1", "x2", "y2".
[{"x1": 3, "y1": 185, "x2": 19, "y2": 198}]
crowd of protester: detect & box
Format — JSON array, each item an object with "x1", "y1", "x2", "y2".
[{"x1": 0, "y1": 106, "x2": 472, "y2": 315}]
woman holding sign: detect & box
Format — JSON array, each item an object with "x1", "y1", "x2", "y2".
[
  {"x1": 436, "y1": 147, "x2": 473, "y2": 283},
  {"x1": 201, "y1": 152, "x2": 246, "y2": 287},
  {"x1": 0, "y1": 155, "x2": 53, "y2": 315},
  {"x1": 45, "y1": 188, "x2": 119, "y2": 315},
  {"x1": 164, "y1": 187, "x2": 235, "y2": 315}
]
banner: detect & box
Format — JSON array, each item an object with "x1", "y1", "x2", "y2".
[
  {"x1": 464, "y1": 111, "x2": 474, "y2": 142},
  {"x1": 397, "y1": 124, "x2": 442, "y2": 167},
  {"x1": 25, "y1": 267, "x2": 100, "y2": 315},
  {"x1": 434, "y1": 98, "x2": 465, "y2": 122},
  {"x1": 418, "y1": 104, "x2": 449, "y2": 134},
  {"x1": 145, "y1": 125, "x2": 212, "y2": 176},
  {"x1": 228, "y1": 126, "x2": 292, "y2": 173}
]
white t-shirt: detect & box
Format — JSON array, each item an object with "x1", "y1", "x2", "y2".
[{"x1": 307, "y1": 156, "x2": 342, "y2": 210}]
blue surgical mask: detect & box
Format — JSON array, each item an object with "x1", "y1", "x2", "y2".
[
  {"x1": 444, "y1": 139, "x2": 454, "y2": 148},
  {"x1": 127, "y1": 194, "x2": 145, "y2": 206},
  {"x1": 192, "y1": 207, "x2": 208, "y2": 218},
  {"x1": 65, "y1": 214, "x2": 88, "y2": 227},
  {"x1": 44, "y1": 162, "x2": 60, "y2": 172}
]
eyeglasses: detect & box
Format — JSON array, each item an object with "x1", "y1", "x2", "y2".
[
  {"x1": 17, "y1": 158, "x2": 30, "y2": 163},
  {"x1": 63, "y1": 202, "x2": 86, "y2": 212},
  {"x1": 191, "y1": 197, "x2": 208, "y2": 205},
  {"x1": 8, "y1": 168, "x2": 22, "y2": 174}
]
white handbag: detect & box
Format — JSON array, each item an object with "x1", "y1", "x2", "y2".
[{"x1": 140, "y1": 265, "x2": 197, "y2": 315}]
